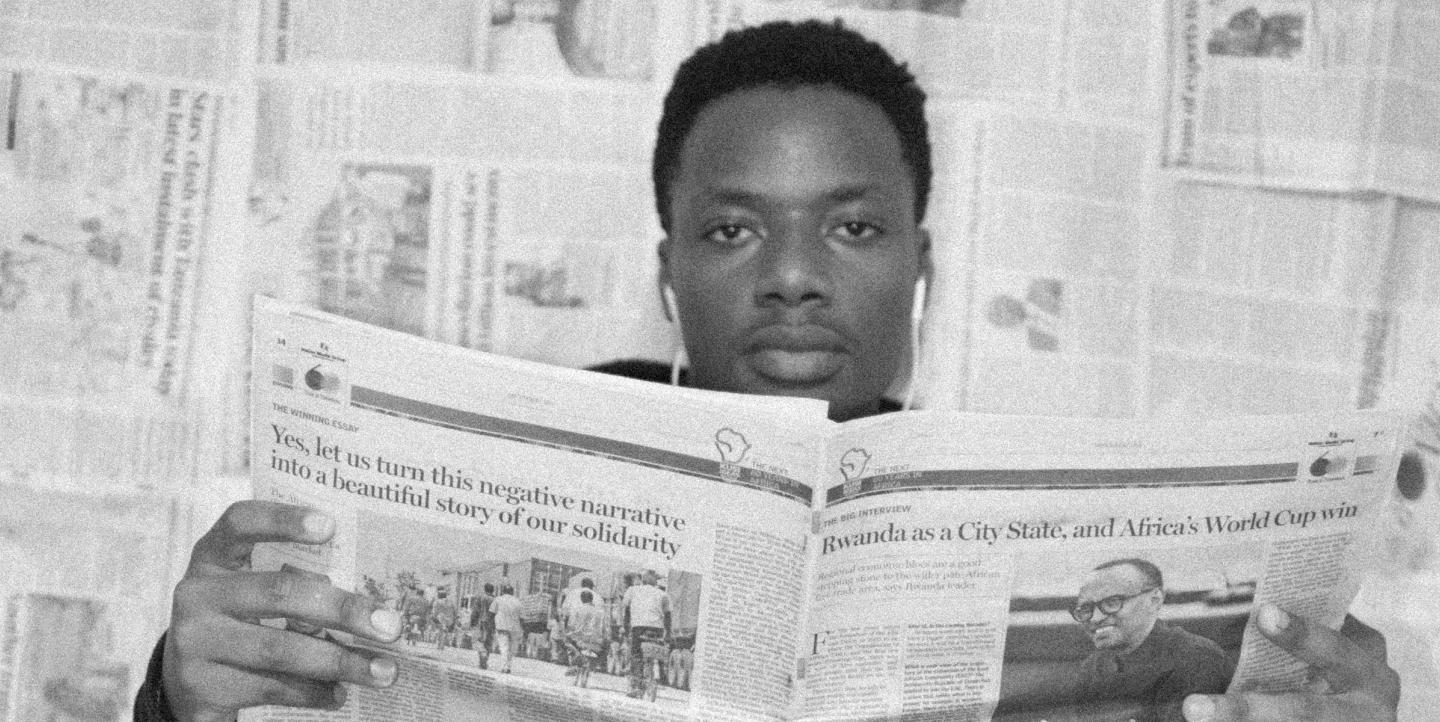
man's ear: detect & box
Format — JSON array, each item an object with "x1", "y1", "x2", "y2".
[
  {"x1": 657, "y1": 237, "x2": 676, "y2": 322},
  {"x1": 1146, "y1": 588, "x2": 1166, "y2": 612}
]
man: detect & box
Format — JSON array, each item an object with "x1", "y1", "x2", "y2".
[
  {"x1": 489, "y1": 584, "x2": 524, "y2": 674},
  {"x1": 137, "y1": 19, "x2": 1398, "y2": 722},
  {"x1": 430, "y1": 587, "x2": 457, "y2": 652},
  {"x1": 622, "y1": 568, "x2": 673, "y2": 698},
  {"x1": 565, "y1": 590, "x2": 609, "y2": 688},
  {"x1": 470, "y1": 582, "x2": 496, "y2": 669},
  {"x1": 561, "y1": 577, "x2": 596, "y2": 619},
  {"x1": 399, "y1": 583, "x2": 431, "y2": 646},
  {"x1": 1068, "y1": 559, "x2": 1233, "y2": 722}
]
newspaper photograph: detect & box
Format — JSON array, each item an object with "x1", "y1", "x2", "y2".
[
  {"x1": 352, "y1": 510, "x2": 701, "y2": 708},
  {"x1": 996, "y1": 544, "x2": 1253, "y2": 721}
]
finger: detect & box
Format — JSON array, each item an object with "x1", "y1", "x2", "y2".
[
  {"x1": 1340, "y1": 614, "x2": 1387, "y2": 662},
  {"x1": 182, "y1": 662, "x2": 350, "y2": 719},
  {"x1": 185, "y1": 572, "x2": 402, "y2": 642},
  {"x1": 1183, "y1": 691, "x2": 1380, "y2": 722},
  {"x1": 190, "y1": 501, "x2": 334, "y2": 571},
  {"x1": 280, "y1": 564, "x2": 334, "y2": 635},
  {"x1": 207, "y1": 618, "x2": 399, "y2": 688},
  {"x1": 1252, "y1": 604, "x2": 1374, "y2": 691}
]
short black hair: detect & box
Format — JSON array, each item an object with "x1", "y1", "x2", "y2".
[
  {"x1": 1094, "y1": 558, "x2": 1164, "y2": 591},
  {"x1": 653, "y1": 19, "x2": 931, "y2": 233}
]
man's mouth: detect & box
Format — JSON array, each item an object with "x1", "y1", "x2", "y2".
[
  {"x1": 749, "y1": 349, "x2": 845, "y2": 383},
  {"x1": 744, "y1": 326, "x2": 846, "y2": 385}
]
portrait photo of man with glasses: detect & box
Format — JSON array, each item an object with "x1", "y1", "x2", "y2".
[
  {"x1": 1066, "y1": 558, "x2": 1235, "y2": 721},
  {"x1": 995, "y1": 549, "x2": 1251, "y2": 722}
]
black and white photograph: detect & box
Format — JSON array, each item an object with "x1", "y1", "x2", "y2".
[
  {"x1": 7, "y1": 594, "x2": 132, "y2": 722},
  {"x1": 995, "y1": 545, "x2": 1255, "y2": 722},
  {"x1": 353, "y1": 511, "x2": 701, "y2": 709},
  {"x1": 1205, "y1": 2, "x2": 1308, "y2": 60}
]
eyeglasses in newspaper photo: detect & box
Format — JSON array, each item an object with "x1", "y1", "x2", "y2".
[{"x1": 1070, "y1": 587, "x2": 1158, "y2": 622}]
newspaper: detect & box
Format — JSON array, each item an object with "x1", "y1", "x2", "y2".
[
  {"x1": 255, "y1": 0, "x2": 657, "y2": 81},
  {"x1": 1162, "y1": 0, "x2": 1440, "y2": 202},
  {"x1": 244, "y1": 297, "x2": 1404, "y2": 721},
  {"x1": 0, "y1": 483, "x2": 183, "y2": 722},
  {"x1": 246, "y1": 69, "x2": 667, "y2": 369},
  {"x1": 0, "y1": 63, "x2": 230, "y2": 487}
]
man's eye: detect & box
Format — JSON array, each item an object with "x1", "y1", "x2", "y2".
[
  {"x1": 833, "y1": 221, "x2": 882, "y2": 242},
  {"x1": 702, "y1": 224, "x2": 758, "y2": 245}
]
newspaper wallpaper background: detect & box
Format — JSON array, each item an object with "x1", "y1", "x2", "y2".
[{"x1": 0, "y1": 0, "x2": 1437, "y2": 719}]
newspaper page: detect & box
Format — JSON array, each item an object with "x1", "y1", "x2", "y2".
[
  {"x1": 932, "y1": 108, "x2": 1157, "y2": 419},
  {"x1": 247, "y1": 68, "x2": 668, "y2": 371},
  {"x1": 0, "y1": 0, "x2": 237, "y2": 80},
  {"x1": 0, "y1": 65, "x2": 227, "y2": 486},
  {"x1": 255, "y1": 0, "x2": 657, "y2": 81},
  {"x1": 677, "y1": 1, "x2": 1075, "y2": 109},
  {"x1": 244, "y1": 296, "x2": 831, "y2": 722},
  {"x1": 0, "y1": 484, "x2": 180, "y2": 722},
  {"x1": 0, "y1": 68, "x2": 223, "y2": 401},
  {"x1": 1161, "y1": 0, "x2": 1440, "y2": 201},
  {"x1": 1371, "y1": 0, "x2": 1440, "y2": 203},
  {"x1": 804, "y1": 409, "x2": 1402, "y2": 721}
]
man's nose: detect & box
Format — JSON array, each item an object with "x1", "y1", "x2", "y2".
[{"x1": 753, "y1": 222, "x2": 832, "y2": 308}]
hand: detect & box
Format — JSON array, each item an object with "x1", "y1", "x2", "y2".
[
  {"x1": 1182, "y1": 604, "x2": 1399, "y2": 721},
  {"x1": 163, "y1": 501, "x2": 404, "y2": 721}
]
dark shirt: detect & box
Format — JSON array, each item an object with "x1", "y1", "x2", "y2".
[{"x1": 1070, "y1": 620, "x2": 1235, "y2": 722}]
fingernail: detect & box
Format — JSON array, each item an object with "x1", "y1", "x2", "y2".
[
  {"x1": 370, "y1": 657, "x2": 398, "y2": 687},
  {"x1": 302, "y1": 513, "x2": 334, "y2": 540},
  {"x1": 332, "y1": 683, "x2": 348, "y2": 707},
  {"x1": 1259, "y1": 604, "x2": 1290, "y2": 632},
  {"x1": 1182, "y1": 695, "x2": 1215, "y2": 722},
  {"x1": 371, "y1": 608, "x2": 401, "y2": 638}
]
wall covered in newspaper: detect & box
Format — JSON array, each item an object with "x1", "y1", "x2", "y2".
[{"x1": 1, "y1": 0, "x2": 1437, "y2": 719}]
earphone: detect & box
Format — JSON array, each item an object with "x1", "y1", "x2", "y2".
[
  {"x1": 910, "y1": 276, "x2": 928, "y2": 325},
  {"x1": 663, "y1": 285, "x2": 684, "y2": 386},
  {"x1": 662, "y1": 284, "x2": 679, "y2": 324},
  {"x1": 902, "y1": 277, "x2": 928, "y2": 411}
]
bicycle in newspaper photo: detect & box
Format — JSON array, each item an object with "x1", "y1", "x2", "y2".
[
  {"x1": 634, "y1": 629, "x2": 670, "y2": 702},
  {"x1": 564, "y1": 639, "x2": 601, "y2": 688}
]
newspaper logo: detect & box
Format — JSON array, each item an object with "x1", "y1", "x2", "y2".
[
  {"x1": 272, "y1": 364, "x2": 294, "y2": 389},
  {"x1": 840, "y1": 448, "x2": 871, "y2": 498},
  {"x1": 714, "y1": 428, "x2": 750, "y2": 464},
  {"x1": 1304, "y1": 432, "x2": 1355, "y2": 482},
  {"x1": 304, "y1": 364, "x2": 340, "y2": 393},
  {"x1": 1307, "y1": 450, "x2": 1349, "y2": 479}
]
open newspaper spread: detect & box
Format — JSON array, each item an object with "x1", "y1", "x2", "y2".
[{"x1": 245, "y1": 297, "x2": 1404, "y2": 722}]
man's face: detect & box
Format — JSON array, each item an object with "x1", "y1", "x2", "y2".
[
  {"x1": 1075, "y1": 565, "x2": 1162, "y2": 652},
  {"x1": 659, "y1": 85, "x2": 930, "y2": 421},
  {"x1": 643, "y1": 570, "x2": 659, "y2": 586}
]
